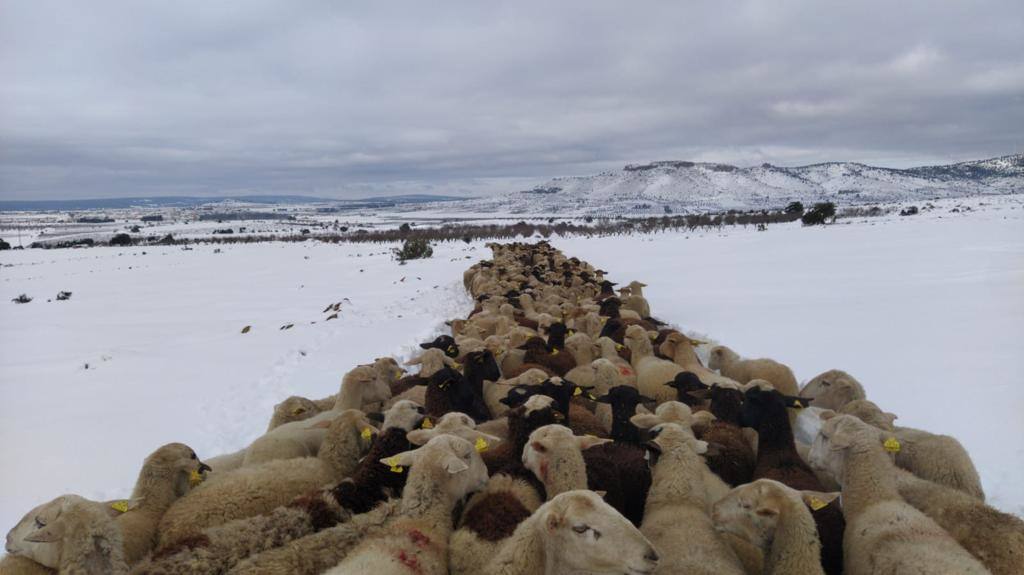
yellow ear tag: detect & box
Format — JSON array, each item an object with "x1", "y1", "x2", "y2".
[
  {"x1": 884, "y1": 437, "x2": 901, "y2": 453},
  {"x1": 189, "y1": 469, "x2": 205, "y2": 487},
  {"x1": 384, "y1": 457, "x2": 404, "y2": 473},
  {"x1": 649, "y1": 334, "x2": 657, "y2": 340},
  {"x1": 110, "y1": 500, "x2": 130, "y2": 513},
  {"x1": 573, "y1": 387, "x2": 582, "y2": 397},
  {"x1": 453, "y1": 362, "x2": 462, "y2": 369},
  {"x1": 615, "y1": 344, "x2": 624, "y2": 350},
  {"x1": 361, "y1": 427, "x2": 373, "y2": 440},
  {"x1": 568, "y1": 330, "x2": 575, "y2": 336},
  {"x1": 475, "y1": 437, "x2": 489, "y2": 452},
  {"x1": 808, "y1": 497, "x2": 827, "y2": 511},
  {"x1": 792, "y1": 400, "x2": 805, "y2": 409},
  {"x1": 600, "y1": 317, "x2": 607, "y2": 324},
  {"x1": 421, "y1": 418, "x2": 434, "y2": 429},
  {"x1": 550, "y1": 348, "x2": 559, "y2": 355}
]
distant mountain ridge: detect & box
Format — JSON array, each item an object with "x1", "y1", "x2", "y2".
[
  {"x1": 0, "y1": 193, "x2": 466, "y2": 212},
  {"x1": 415, "y1": 154, "x2": 1024, "y2": 216}
]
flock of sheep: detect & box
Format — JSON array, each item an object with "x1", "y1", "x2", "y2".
[{"x1": 3, "y1": 240, "x2": 1022, "y2": 575}]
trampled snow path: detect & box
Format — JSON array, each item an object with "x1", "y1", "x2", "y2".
[{"x1": 1, "y1": 196, "x2": 1022, "y2": 535}]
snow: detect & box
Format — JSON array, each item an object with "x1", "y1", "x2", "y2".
[{"x1": 1, "y1": 195, "x2": 1022, "y2": 535}]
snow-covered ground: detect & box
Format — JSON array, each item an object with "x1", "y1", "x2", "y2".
[{"x1": 1, "y1": 195, "x2": 1022, "y2": 533}]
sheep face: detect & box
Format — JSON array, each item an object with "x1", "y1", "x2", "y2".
[
  {"x1": 406, "y1": 411, "x2": 501, "y2": 447},
  {"x1": 269, "y1": 396, "x2": 319, "y2": 430},
  {"x1": 808, "y1": 414, "x2": 879, "y2": 485},
  {"x1": 540, "y1": 491, "x2": 659, "y2": 575},
  {"x1": 839, "y1": 400, "x2": 897, "y2": 431},
  {"x1": 712, "y1": 479, "x2": 789, "y2": 550},
  {"x1": 802, "y1": 369, "x2": 864, "y2": 411},
  {"x1": 145, "y1": 442, "x2": 212, "y2": 497},
  {"x1": 383, "y1": 400, "x2": 426, "y2": 431},
  {"x1": 5, "y1": 496, "x2": 67, "y2": 567},
  {"x1": 630, "y1": 401, "x2": 694, "y2": 430},
  {"x1": 522, "y1": 424, "x2": 609, "y2": 485},
  {"x1": 419, "y1": 334, "x2": 458, "y2": 358},
  {"x1": 384, "y1": 434, "x2": 489, "y2": 500},
  {"x1": 707, "y1": 345, "x2": 738, "y2": 371}
]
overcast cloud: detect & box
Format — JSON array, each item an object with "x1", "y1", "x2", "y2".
[{"x1": 1, "y1": 1, "x2": 1022, "y2": 199}]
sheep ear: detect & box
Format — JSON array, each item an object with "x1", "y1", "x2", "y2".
[
  {"x1": 442, "y1": 454, "x2": 470, "y2": 475},
  {"x1": 593, "y1": 490, "x2": 608, "y2": 499},
  {"x1": 380, "y1": 447, "x2": 420, "y2": 468},
  {"x1": 635, "y1": 404, "x2": 652, "y2": 415},
  {"x1": 576, "y1": 435, "x2": 612, "y2": 450},
  {"x1": 466, "y1": 431, "x2": 502, "y2": 446},
  {"x1": 692, "y1": 440, "x2": 709, "y2": 455},
  {"x1": 24, "y1": 521, "x2": 65, "y2": 543},
  {"x1": 406, "y1": 429, "x2": 436, "y2": 445},
  {"x1": 637, "y1": 395, "x2": 656, "y2": 403},
  {"x1": 630, "y1": 413, "x2": 661, "y2": 429},
  {"x1": 818, "y1": 410, "x2": 837, "y2": 421},
  {"x1": 405, "y1": 355, "x2": 423, "y2": 366},
  {"x1": 754, "y1": 504, "x2": 779, "y2": 518}
]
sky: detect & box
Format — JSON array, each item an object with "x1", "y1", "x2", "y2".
[{"x1": 1, "y1": 1, "x2": 1022, "y2": 200}]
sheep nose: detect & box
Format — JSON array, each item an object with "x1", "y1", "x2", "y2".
[{"x1": 644, "y1": 548, "x2": 660, "y2": 563}]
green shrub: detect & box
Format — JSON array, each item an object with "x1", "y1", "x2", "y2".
[
  {"x1": 801, "y1": 202, "x2": 836, "y2": 226},
  {"x1": 785, "y1": 201, "x2": 805, "y2": 215},
  {"x1": 393, "y1": 238, "x2": 433, "y2": 263}
]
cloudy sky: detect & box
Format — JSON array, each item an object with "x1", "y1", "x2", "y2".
[{"x1": 1, "y1": 1, "x2": 1022, "y2": 200}]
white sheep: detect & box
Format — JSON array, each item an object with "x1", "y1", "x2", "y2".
[
  {"x1": 658, "y1": 332, "x2": 739, "y2": 388},
  {"x1": 156, "y1": 409, "x2": 377, "y2": 548},
  {"x1": 623, "y1": 325, "x2": 683, "y2": 403},
  {"x1": 800, "y1": 369, "x2": 865, "y2": 410},
  {"x1": 713, "y1": 479, "x2": 827, "y2": 575},
  {"x1": 479, "y1": 490, "x2": 660, "y2": 575},
  {"x1": 266, "y1": 396, "x2": 321, "y2": 432},
  {"x1": 708, "y1": 345, "x2": 799, "y2": 396},
  {"x1": 807, "y1": 414, "x2": 988, "y2": 574},
  {"x1": 0, "y1": 494, "x2": 127, "y2": 574},
  {"x1": 642, "y1": 423, "x2": 746, "y2": 575}
]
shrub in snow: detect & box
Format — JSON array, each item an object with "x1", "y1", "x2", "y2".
[
  {"x1": 801, "y1": 202, "x2": 836, "y2": 226},
  {"x1": 110, "y1": 233, "x2": 133, "y2": 246},
  {"x1": 56, "y1": 291, "x2": 72, "y2": 301},
  {"x1": 0, "y1": 238, "x2": 10, "y2": 250},
  {"x1": 785, "y1": 201, "x2": 805, "y2": 215},
  {"x1": 393, "y1": 238, "x2": 433, "y2": 263},
  {"x1": 900, "y1": 206, "x2": 919, "y2": 216},
  {"x1": 12, "y1": 294, "x2": 32, "y2": 304}
]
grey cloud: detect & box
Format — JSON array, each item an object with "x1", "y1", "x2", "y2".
[{"x1": 1, "y1": 0, "x2": 1022, "y2": 199}]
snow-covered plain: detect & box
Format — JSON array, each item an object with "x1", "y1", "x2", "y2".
[{"x1": 1, "y1": 195, "x2": 1022, "y2": 533}]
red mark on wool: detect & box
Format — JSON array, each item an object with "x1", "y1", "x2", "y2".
[
  {"x1": 395, "y1": 550, "x2": 422, "y2": 574},
  {"x1": 539, "y1": 459, "x2": 550, "y2": 482},
  {"x1": 618, "y1": 366, "x2": 634, "y2": 376},
  {"x1": 408, "y1": 528, "x2": 431, "y2": 547}
]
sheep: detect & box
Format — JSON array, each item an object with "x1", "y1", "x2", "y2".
[
  {"x1": 106, "y1": 443, "x2": 212, "y2": 565},
  {"x1": 708, "y1": 345, "x2": 799, "y2": 397},
  {"x1": 800, "y1": 369, "x2": 865, "y2": 410},
  {"x1": 391, "y1": 347, "x2": 456, "y2": 397},
  {"x1": 483, "y1": 368, "x2": 548, "y2": 418},
  {"x1": 319, "y1": 434, "x2": 490, "y2": 575},
  {"x1": 640, "y1": 423, "x2": 746, "y2": 575},
  {"x1": 807, "y1": 413, "x2": 989, "y2": 574},
  {"x1": 266, "y1": 396, "x2": 320, "y2": 432},
  {"x1": 419, "y1": 350, "x2": 496, "y2": 422},
  {"x1": 659, "y1": 333, "x2": 739, "y2": 388},
  {"x1": 482, "y1": 395, "x2": 564, "y2": 477},
  {"x1": 740, "y1": 386, "x2": 825, "y2": 492},
  {"x1": 233, "y1": 365, "x2": 385, "y2": 468},
  {"x1": 895, "y1": 468, "x2": 1024, "y2": 575},
  {"x1": 712, "y1": 479, "x2": 825, "y2": 575},
  {"x1": 562, "y1": 331, "x2": 600, "y2": 367},
  {"x1": 405, "y1": 411, "x2": 502, "y2": 447},
  {"x1": 623, "y1": 324, "x2": 683, "y2": 404},
  {"x1": 479, "y1": 490, "x2": 659, "y2": 575},
  {"x1": 517, "y1": 335, "x2": 576, "y2": 377},
  {"x1": 0, "y1": 495, "x2": 127, "y2": 574},
  {"x1": 522, "y1": 424, "x2": 650, "y2": 526},
  {"x1": 418, "y1": 334, "x2": 459, "y2": 358},
  {"x1": 156, "y1": 410, "x2": 377, "y2": 548},
  {"x1": 594, "y1": 336, "x2": 636, "y2": 382},
  {"x1": 312, "y1": 359, "x2": 398, "y2": 413},
  {"x1": 448, "y1": 474, "x2": 544, "y2": 575},
  {"x1": 619, "y1": 281, "x2": 651, "y2": 318},
  {"x1": 325, "y1": 400, "x2": 425, "y2": 516},
  {"x1": 592, "y1": 385, "x2": 654, "y2": 444},
  {"x1": 660, "y1": 380, "x2": 756, "y2": 487},
  {"x1": 504, "y1": 377, "x2": 608, "y2": 438},
  {"x1": 838, "y1": 399, "x2": 985, "y2": 499}
]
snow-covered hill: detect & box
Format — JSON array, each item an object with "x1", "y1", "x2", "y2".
[{"x1": 408, "y1": 154, "x2": 1024, "y2": 216}]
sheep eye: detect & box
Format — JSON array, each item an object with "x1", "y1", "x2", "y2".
[
  {"x1": 190, "y1": 452, "x2": 197, "y2": 460},
  {"x1": 34, "y1": 517, "x2": 44, "y2": 529},
  {"x1": 572, "y1": 524, "x2": 589, "y2": 534},
  {"x1": 821, "y1": 381, "x2": 831, "y2": 387}
]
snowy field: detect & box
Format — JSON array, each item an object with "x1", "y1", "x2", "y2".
[{"x1": 1, "y1": 195, "x2": 1023, "y2": 533}]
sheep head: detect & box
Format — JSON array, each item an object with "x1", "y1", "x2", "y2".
[
  {"x1": 839, "y1": 399, "x2": 897, "y2": 431},
  {"x1": 406, "y1": 411, "x2": 502, "y2": 448},
  {"x1": 707, "y1": 345, "x2": 739, "y2": 371},
  {"x1": 803, "y1": 369, "x2": 866, "y2": 411},
  {"x1": 522, "y1": 424, "x2": 610, "y2": 486},
  {"x1": 537, "y1": 491, "x2": 659, "y2": 575},
  {"x1": 382, "y1": 434, "x2": 489, "y2": 501}
]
